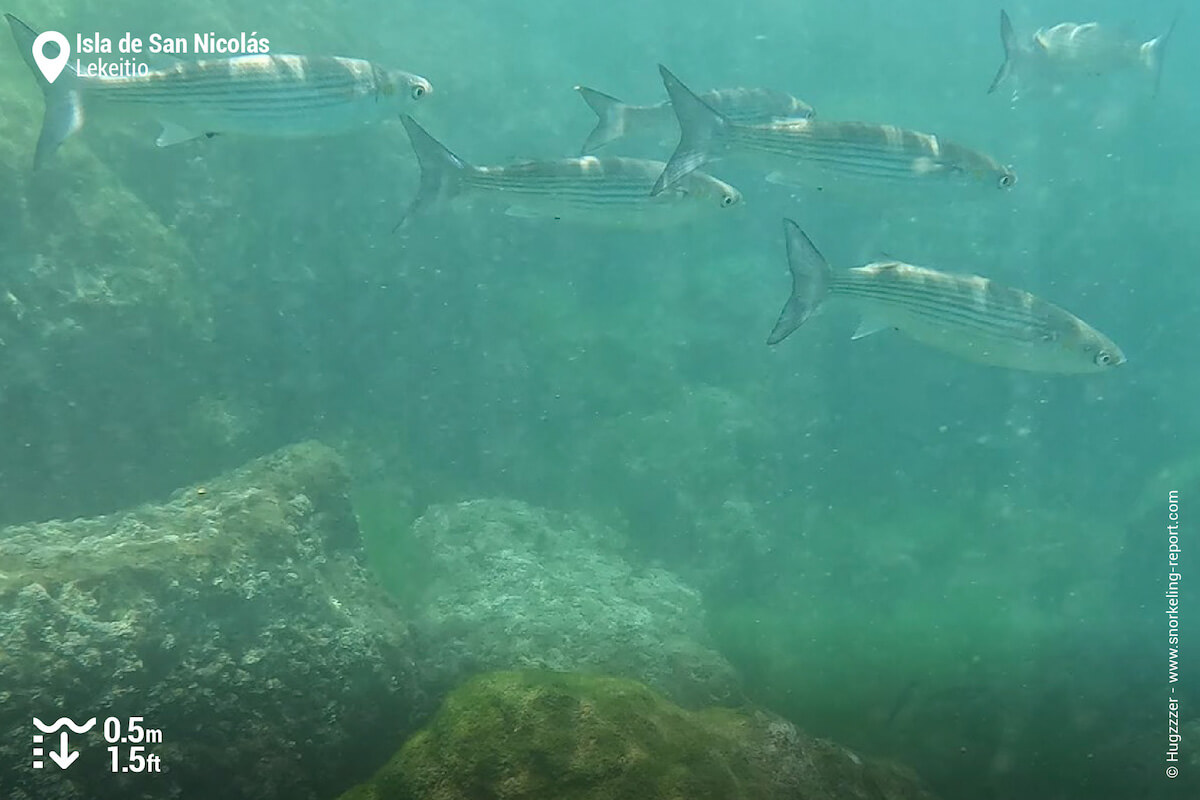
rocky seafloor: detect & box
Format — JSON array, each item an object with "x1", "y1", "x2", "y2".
[
  {"x1": 339, "y1": 670, "x2": 938, "y2": 800},
  {"x1": 0, "y1": 441, "x2": 946, "y2": 800},
  {"x1": 0, "y1": 443, "x2": 433, "y2": 800},
  {"x1": 407, "y1": 497, "x2": 744, "y2": 709}
]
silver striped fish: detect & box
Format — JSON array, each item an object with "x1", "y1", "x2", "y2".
[
  {"x1": 396, "y1": 115, "x2": 742, "y2": 229},
  {"x1": 768, "y1": 220, "x2": 1124, "y2": 374},
  {"x1": 988, "y1": 9, "x2": 1177, "y2": 96},
  {"x1": 652, "y1": 65, "x2": 1016, "y2": 197},
  {"x1": 6, "y1": 14, "x2": 432, "y2": 168},
  {"x1": 574, "y1": 84, "x2": 814, "y2": 154}
]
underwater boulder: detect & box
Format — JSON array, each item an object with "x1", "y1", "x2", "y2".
[
  {"x1": 0, "y1": 442, "x2": 430, "y2": 800},
  {"x1": 337, "y1": 670, "x2": 939, "y2": 800},
  {"x1": 409, "y1": 498, "x2": 742, "y2": 708},
  {"x1": 0, "y1": 40, "x2": 207, "y2": 366},
  {"x1": 0, "y1": 50, "x2": 215, "y2": 526}
]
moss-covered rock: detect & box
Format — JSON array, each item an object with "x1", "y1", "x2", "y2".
[
  {"x1": 339, "y1": 671, "x2": 938, "y2": 800},
  {"x1": 0, "y1": 442, "x2": 431, "y2": 800}
]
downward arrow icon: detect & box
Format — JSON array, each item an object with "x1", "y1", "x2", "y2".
[{"x1": 49, "y1": 731, "x2": 79, "y2": 769}]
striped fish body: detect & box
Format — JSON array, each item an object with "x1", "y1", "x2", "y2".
[
  {"x1": 397, "y1": 115, "x2": 741, "y2": 229},
  {"x1": 700, "y1": 87, "x2": 816, "y2": 123},
  {"x1": 77, "y1": 55, "x2": 431, "y2": 139},
  {"x1": 832, "y1": 262, "x2": 1120, "y2": 372},
  {"x1": 462, "y1": 157, "x2": 741, "y2": 226},
  {"x1": 576, "y1": 84, "x2": 814, "y2": 154},
  {"x1": 727, "y1": 118, "x2": 1016, "y2": 193},
  {"x1": 5, "y1": 15, "x2": 432, "y2": 166},
  {"x1": 652, "y1": 65, "x2": 1015, "y2": 196},
  {"x1": 768, "y1": 220, "x2": 1124, "y2": 375},
  {"x1": 591, "y1": 95, "x2": 802, "y2": 144}
]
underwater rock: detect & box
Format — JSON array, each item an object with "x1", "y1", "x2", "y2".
[
  {"x1": 0, "y1": 442, "x2": 428, "y2": 800},
  {"x1": 410, "y1": 499, "x2": 742, "y2": 708},
  {"x1": 337, "y1": 670, "x2": 939, "y2": 800},
  {"x1": 0, "y1": 53, "x2": 214, "y2": 526},
  {"x1": 0, "y1": 51, "x2": 206, "y2": 364}
]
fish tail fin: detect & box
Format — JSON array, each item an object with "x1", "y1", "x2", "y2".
[
  {"x1": 652, "y1": 65, "x2": 727, "y2": 196},
  {"x1": 987, "y1": 9, "x2": 1017, "y2": 94},
  {"x1": 395, "y1": 115, "x2": 472, "y2": 231},
  {"x1": 574, "y1": 86, "x2": 630, "y2": 154},
  {"x1": 5, "y1": 14, "x2": 83, "y2": 168},
  {"x1": 768, "y1": 220, "x2": 832, "y2": 345},
  {"x1": 1142, "y1": 11, "x2": 1179, "y2": 96}
]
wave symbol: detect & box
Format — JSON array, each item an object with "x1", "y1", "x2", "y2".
[{"x1": 33, "y1": 717, "x2": 97, "y2": 734}]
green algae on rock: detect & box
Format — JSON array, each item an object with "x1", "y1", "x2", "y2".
[
  {"x1": 338, "y1": 670, "x2": 939, "y2": 800},
  {"x1": 0, "y1": 442, "x2": 430, "y2": 800}
]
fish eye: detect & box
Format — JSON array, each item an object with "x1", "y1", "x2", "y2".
[
  {"x1": 722, "y1": 194, "x2": 736, "y2": 207},
  {"x1": 1094, "y1": 350, "x2": 1113, "y2": 367},
  {"x1": 411, "y1": 84, "x2": 427, "y2": 100},
  {"x1": 998, "y1": 171, "x2": 1016, "y2": 189}
]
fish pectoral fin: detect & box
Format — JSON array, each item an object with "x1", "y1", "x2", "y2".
[
  {"x1": 156, "y1": 121, "x2": 206, "y2": 147},
  {"x1": 851, "y1": 317, "x2": 892, "y2": 340}
]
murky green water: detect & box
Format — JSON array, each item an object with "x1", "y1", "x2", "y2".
[{"x1": 1, "y1": 1, "x2": 1195, "y2": 797}]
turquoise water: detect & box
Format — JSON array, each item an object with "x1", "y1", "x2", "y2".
[{"x1": 1, "y1": 0, "x2": 1195, "y2": 797}]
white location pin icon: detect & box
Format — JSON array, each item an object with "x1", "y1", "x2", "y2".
[{"x1": 31, "y1": 30, "x2": 71, "y2": 84}]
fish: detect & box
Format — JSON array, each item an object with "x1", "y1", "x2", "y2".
[
  {"x1": 574, "y1": 84, "x2": 814, "y2": 154},
  {"x1": 988, "y1": 9, "x2": 1178, "y2": 96},
  {"x1": 5, "y1": 14, "x2": 433, "y2": 168},
  {"x1": 767, "y1": 219, "x2": 1125, "y2": 374},
  {"x1": 396, "y1": 115, "x2": 742, "y2": 230},
  {"x1": 652, "y1": 65, "x2": 1015, "y2": 197}
]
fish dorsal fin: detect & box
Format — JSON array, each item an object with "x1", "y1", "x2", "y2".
[
  {"x1": 156, "y1": 121, "x2": 205, "y2": 147},
  {"x1": 851, "y1": 316, "x2": 892, "y2": 340}
]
